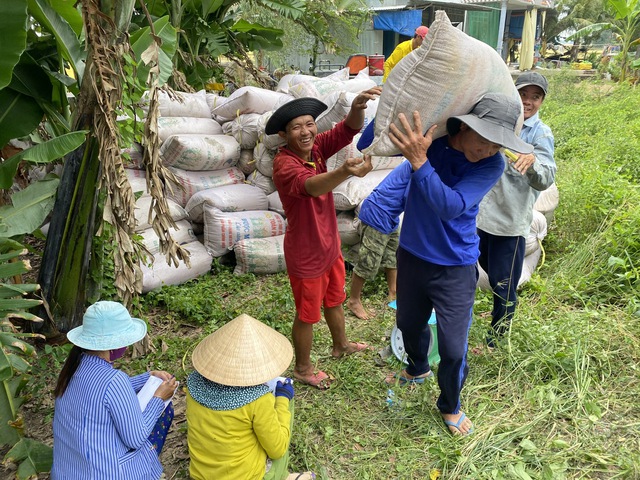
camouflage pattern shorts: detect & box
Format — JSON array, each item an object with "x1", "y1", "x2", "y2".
[{"x1": 353, "y1": 224, "x2": 399, "y2": 281}]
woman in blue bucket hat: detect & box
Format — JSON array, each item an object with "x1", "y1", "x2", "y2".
[{"x1": 51, "y1": 301, "x2": 178, "y2": 480}]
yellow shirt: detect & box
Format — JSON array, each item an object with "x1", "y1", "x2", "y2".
[
  {"x1": 186, "y1": 390, "x2": 292, "y2": 480},
  {"x1": 383, "y1": 40, "x2": 413, "y2": 82}
]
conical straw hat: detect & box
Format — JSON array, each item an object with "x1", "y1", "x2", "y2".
[{"x1": 192, "y1": 313, "x2": 293, "y2": 386}]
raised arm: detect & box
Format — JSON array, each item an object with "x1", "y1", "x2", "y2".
[{"x1": 344, "y1": 87, "x2": 382, "y2": 131}]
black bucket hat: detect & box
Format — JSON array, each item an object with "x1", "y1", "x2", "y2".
[
  {"x1": 265, "y1": 97, "x2": 328, "y2": 135},
  {"x1": 446, "y1": 93, "x2": 533, "y2": 154}
]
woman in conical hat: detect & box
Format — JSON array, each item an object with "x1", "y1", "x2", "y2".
[{"x1": 185, "y1": 313, "x2": 314, "y2": 480}]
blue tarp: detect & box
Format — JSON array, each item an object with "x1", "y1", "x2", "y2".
[
  {"x1": 373, "y1": 10, "x2": 422, "y2": 37},
  {"x1": 509, "y1": 14, "x2": 524, "y2": 39}
]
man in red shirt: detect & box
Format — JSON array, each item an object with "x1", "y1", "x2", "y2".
[{"x1": 268, "y1": 87, "x2": 381, "y2": 389}]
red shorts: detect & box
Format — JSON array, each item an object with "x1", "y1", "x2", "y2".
[{"x1": 289, "y1": 256, "x2": 346, "y2": 324}]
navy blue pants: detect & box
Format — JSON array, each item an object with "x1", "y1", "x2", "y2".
[
  {"x1": 477, "y1": 230, "x2": 525, "y2": 340},
  {"x1": 396, "y1": 247, "x2": 477, "y2": 414}
]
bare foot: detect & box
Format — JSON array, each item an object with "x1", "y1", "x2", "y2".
[
  {"x1": 346, "y1": 298, "x2": 371, "y2": 320},
  {"x1": 442, "y1": 411, "x2": 474, "y2": 436},
  {"x1": 331, "y1": 341, "x2": 369, "y2": 358},
  {"x1": 387, "y1": 292, "x2": 396, "y2": 303},
  {"x1": 293, "y1": 369, "x2": 333, "y2": 390}
]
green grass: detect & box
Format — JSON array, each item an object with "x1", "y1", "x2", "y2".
[{"x1": 24, "y1": 78, "x2": 640, "y2": 479}]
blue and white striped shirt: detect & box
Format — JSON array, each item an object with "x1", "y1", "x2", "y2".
[{"x1": 52, "y1": 354, "x2": 165, "y2": 480}]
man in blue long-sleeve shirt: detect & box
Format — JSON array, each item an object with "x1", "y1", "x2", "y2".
[{"x1": 383, "y1": 93, "x2": 533, "y2": 435}]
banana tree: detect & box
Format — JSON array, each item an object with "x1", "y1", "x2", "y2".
[
  {"x1": 140, "y1": 0, "x2": 307, "y2": 89},
  {"x1": 568, "y1": 0, "x2": 640, "y2": 81}
]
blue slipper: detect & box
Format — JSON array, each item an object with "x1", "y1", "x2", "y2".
[
  {"x1": 386, "y1": 370, "x2": 434, "y2": 386},
  {"x1": 443, "y1": 412, "x2": 474, "y2": 436}
]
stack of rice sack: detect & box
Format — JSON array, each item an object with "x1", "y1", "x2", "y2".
[
  {"x1": 133, "y1": 90, "x2": 233, "y2": 291},
  {"x1": 208, "y1": 77, "x2": 387, "y2": 275},
  {"x1": 184, "y1": 86, "x2": 294, "y2": 274},
  {"x1": 125, "y1": 166, "x2": 211, "y2": 294}
]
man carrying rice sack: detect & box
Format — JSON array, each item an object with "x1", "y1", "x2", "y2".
[
  {"x1": 382, "y1": 94, "x2": 533, "y2": 435},
  {"x1": 268, "y1": 87, "x2": 381, "y2": 390}
]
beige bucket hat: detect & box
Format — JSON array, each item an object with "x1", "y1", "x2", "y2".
[{"x1": 192, "y1": 313, "x2": 293, "y2": 387}]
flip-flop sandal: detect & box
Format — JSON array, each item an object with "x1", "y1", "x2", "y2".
[
  {"x1": 385, "y1": 370, "x2": 434, "y2": 386},
  {"x1": 332, "y1": 341, "x2": 370, "y2": 359},
  {"x1": 293, "y1": 371, "x2": 333, "y2": 390},
  {"x1": 443, "y1": 412, "x2": 474, "y2": 436}
]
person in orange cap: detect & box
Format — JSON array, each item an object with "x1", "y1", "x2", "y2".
[{"x1": 382, "y1": 26, "x2": 429, "y2": 82}]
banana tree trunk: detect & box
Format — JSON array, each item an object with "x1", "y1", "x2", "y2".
[{"x1": 37, "y1": 0, "x2": 136, "y2": 334}]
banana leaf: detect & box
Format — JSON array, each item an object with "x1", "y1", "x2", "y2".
[
  {"x1": 0, "y1": 0, "x2": 29, "y2": 89},
  {"x1": 3, "y1": 438, "x2": 53, "y2": 479},
  {"x1": 0, "y1": 131, "x2": 86, "y2": 189},
  {"x1": 27, "y1": 0, "x2": 85, "y2": 83},
  {"x1": 0, "y1": 177, "x2": 60, "y2": 237},
  {"x1": 0, "y1": 87, "x2": 43, "y2": 150},
  {"x1": 130, "y1": 16, "x2": 178, "y2": 86}
]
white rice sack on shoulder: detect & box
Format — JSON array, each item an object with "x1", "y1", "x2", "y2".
[
  {"x1": 211, "y1": 87, "x2": 290, "y2": 122},
  {"x1": 141, "y1": 240, "x2": 212, "y2": 293},
  {"x1": 167, "y1": 166, "x2": 245, "y2": 207},
  {"x1": 238, "y1": 148, "x2": 257, "y2": 175},
  {"x1": 254, "y1": 143, "x2": 277, "y2": 177},
  {"x1": 160, "y1": 134, "x2": 240, "y2": 171},
  {"x1": 185, "y1": 183, "x2": 269, "y2": 222},
  {"x1": 158, "y1": 117, "x2": 223, "y2": 143},
  {"x1": 134, "y1": 196, "x2": 187, "y2": 232},
  {"x1": 222, "y1": 113, "x2": 261, "y2": 149},
  {"x1": 233, "y1": 235, "x2": 286, "y2": 275},
  {"x1": 246, "y1": 170, "x2": 276, "y2": 196},
  {"x1": 139, "y1": 219, "x2": 197, "y2": 255},
  {"x1": 154, "y1": 90, "x2": 211, "y2": 118},
  {"x1": 203, "y1": 207, "x2": 286, "y2": 257},
  {"x1": 333, "y1": 169, "x2": 393, "y2": 211},
  {"x1": 371, "y1": 156, "x2": 406, "y2": 171},
  {"x1": 364, "y1": 11, "x2": 521, "y2": 157},
  {"x1": 526, "y1": 209, "x2": 548, "y2": 256},
  {"x1": 267, "y1": 191, "x2": 284, "y2": 217}
]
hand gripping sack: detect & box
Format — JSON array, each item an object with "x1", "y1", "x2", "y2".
[{"x1": 363, "y1": 10, "x2": 522, "y2": 157}]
